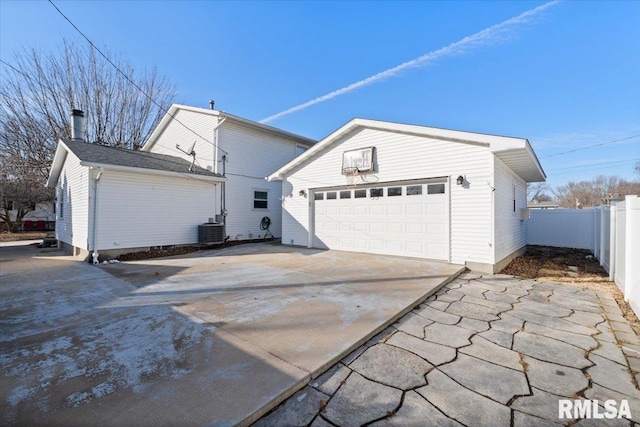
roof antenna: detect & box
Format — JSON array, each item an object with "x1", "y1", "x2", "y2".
[
  {"x1": 176, "y1": 141, "x2": 197, "y2": 172},
  {"x1": 209, "y1": 99, "x2": 214, "y2": 110}
]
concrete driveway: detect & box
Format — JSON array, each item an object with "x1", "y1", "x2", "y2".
[{"x1": 0, "y1": 241, "x2": 463, "y2": 426}]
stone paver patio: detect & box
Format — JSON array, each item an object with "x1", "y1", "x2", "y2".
[{"x1": 255, "y1": 273, "x2": 640, "y2": 426}]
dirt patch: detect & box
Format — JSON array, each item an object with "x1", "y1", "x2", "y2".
[
  {"x1": 502, "y1": 245, "x2": 640, "y2": 336},
  {"x1": 113, "y1": 239, "x2": 276, "y2": 262},
  {"x1": 0, "y1": 231, "x2": 55, "y2": 242}
]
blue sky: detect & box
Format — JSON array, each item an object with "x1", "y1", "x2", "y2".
[{"x1": 1, "y1": 0, "x2": 638, "y2": 190}]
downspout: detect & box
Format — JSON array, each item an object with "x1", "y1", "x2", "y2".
[
  {"x1": 212, "y1": 117, "x2": 227, "y2": 225},
  {"x1": 92, "y1": 167, "x2": 104, "y2": 265}
]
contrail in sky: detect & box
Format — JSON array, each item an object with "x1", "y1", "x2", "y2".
[{"x1": 260, "y1": 1, "x2": 560, "y2": 124}]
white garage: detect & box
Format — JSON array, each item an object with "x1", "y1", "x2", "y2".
[
  {"x1": 312, "y1": 179, "x2": 449, "y2": 260},
  {"x1": 268, "y1": 118, "x2": 546, "y2": 273}
]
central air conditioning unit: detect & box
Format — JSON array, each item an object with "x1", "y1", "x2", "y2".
[{"x1": 198, "y1": 223, "x2": 225, "y2": 244}]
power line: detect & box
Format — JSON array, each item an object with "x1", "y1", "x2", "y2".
[
  {"x1": 546, "y1": 158, "x2": 640, "y2": 172},
  {"x1": 540, "y1": 135, "x2": 640, "y2": 158},
  {"x1": 546, "y1": 161, "x2": 639, "y2": 176},
  {"x1": 46, "y1": 0, "x2": 228, "y2": 155}
]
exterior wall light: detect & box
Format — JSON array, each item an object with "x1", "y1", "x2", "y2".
[
  {"x1": 299, "y1": 189, "x2": 306, "y2": 197},
  {"x1": 456, "y1": 175, "x2": 464, "y2": 186}
]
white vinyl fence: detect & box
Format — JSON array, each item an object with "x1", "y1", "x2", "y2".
[{"x1": 527, "y1": 195, "x2": 640, "y2": 317}]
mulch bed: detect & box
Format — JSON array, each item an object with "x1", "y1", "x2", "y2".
[
  {"x1": 114, "y1": 239, "x2": 275, "y2": 262},
  {"x1": 502, "y1": 245, "x2": 640, "y2": 336}
]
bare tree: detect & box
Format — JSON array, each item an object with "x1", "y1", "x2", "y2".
[
  {"x1": 0, "y1": 155, "x2": 54, "y2": 232},
  {"x1": 554, "y1": 175, "x2": 640, "y2": 208},
  {"x1": 527, "y1": 182, "x2": 552, "y2": 203},
  {"x1": 0, "y1": 40, "x2": 176, "y2": 229},
  {"x1": 0, "y1": 40, "x2": 176, "y2": 173}
]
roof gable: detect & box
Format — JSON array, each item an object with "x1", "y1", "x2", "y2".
[
  {"x1": 142, "y1": 104, "x2": 316, "y2": 152},
  {"x1": 268, "y1": 118, "x2": 546, "y2": 183}
]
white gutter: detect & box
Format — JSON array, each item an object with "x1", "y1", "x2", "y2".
[
  {"x1": 78, "y1": 162, "x2": 226, "y2": 183},
  {"x1": 212, "y1": 117, "x2": 227, "y2": 174},
  {"x1": 91, "y1": 167, "x2": 104, "y2": 265}
]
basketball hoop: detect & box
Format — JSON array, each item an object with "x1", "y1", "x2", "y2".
[{"x1": 343, "y1": 167, "x2": 361, "y2": 187}]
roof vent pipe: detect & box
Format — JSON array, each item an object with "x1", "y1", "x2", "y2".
[
  {"x1": 209, "y1": 100, "x2": 214, "y2": 110},
  {"x1": 71, "y1": 109, "x2": 85, "y2": 142}
]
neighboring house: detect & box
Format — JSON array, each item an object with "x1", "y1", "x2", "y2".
[
  {"x1": 1, "y1": 201, "x2": 56, "y2": 231},
  {"x1": 47, "y1": 136, "x2": 225, "y2": 260},
  {"x1": 527, "y1": 200, "x2": 560, "y2": 210},
  {"x1": 268, "y1": 118, "x2": 546, "y2": 274},
  {"x1": 142, "y1": 104, "x2": 316, "y2": 241}
]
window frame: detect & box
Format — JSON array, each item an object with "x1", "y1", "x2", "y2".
[{"x1": 253, "y1": 189, "x2": 269, "y2": 211}]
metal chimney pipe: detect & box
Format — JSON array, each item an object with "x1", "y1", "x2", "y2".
[
  {"x1": 71, "y1": 109, "x2": 85, "y2": 142},
  {"x1": 209, "y1": 100, "x2": 214, "y2": 110}
]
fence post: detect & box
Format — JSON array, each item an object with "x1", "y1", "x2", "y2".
[
  {"x1": 609, "y1": 205, "x2": 616, "y2": 281},
  {"x1": 624, "y1": 195, "x2": 639, "y2": 316}
]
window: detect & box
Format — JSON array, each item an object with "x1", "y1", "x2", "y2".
[
  {"x1": 354, "y1": 189, "x2": 367, "y2": 198},
  {"x1": 326, "y1": 192, "x2": 337, "y2": 200},
  {"x1": 427, "y1": 184, "x2": 445, "y2": 194},
  {"x1": 513, "y1": 185, "x2": 517, "y2": 213},
  {"x1": 387, "y1": 187, "x2": 402, "y2": 196},
  {"x1": 314, "y1": 192, "x2": 324, "y2": 200},
  {"x1": 59, "y1": 188, "x2": 64, "y2": 219},
  {"x1": 29, "y1": 202, "x2": 36, "y2": 211},
  {"x1": 340, "y1": 190, "x2": 351, "y2": 199},
  {"x1": 295, "y1": 145, "x2": 307, "y2": 157},
  {"x1": 6, "y1": 201, "x2": 14, "y2": 211},
  {"x1": 407, "y1": 185, "x2": 422, "y2": 195},
  {"x1": 253, "y1": 190, "x2": 268, "y2": 209},
  {"x1": 370, "y1": 188, "x2": 383, "y2": 198}
]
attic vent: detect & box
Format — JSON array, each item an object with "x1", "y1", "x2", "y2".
[{"x1": 198, "y1": 223, "x2": 225, "y2": 244}]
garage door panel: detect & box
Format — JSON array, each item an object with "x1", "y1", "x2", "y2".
[
  {"x1": 427, "y1": 224, "x2": 446, "y2": 234},
  {"x1": 387, "y1": 223, "x2": 403, "y2": 233},
  {"x1": 370, "y1": 240, "x2": 384, "y2": 250},
  {"x1": 353, "y1": 206, "x2": 368, "y2": 215},
  {"x1": 313, "y1": 181, "x2": 449, "y2": 261},
  {"x1": 353, "y1": 222, "x2": 368, "y2": 232},
  {"x1": 387, "y1": 205, "x2": 403, "y2": 215},
  {"x1": 369, "y1": 222, "x2": 385, "y2": 233},
  {"x1": 370, "y1": 205, "x2": 385, "y2": 215},
  {"x1": 406, "y1": 242, "x2": 425, "y2": 253},
  {"x1": 406, "y1": 223, "x2": 424, "y2": 234}
]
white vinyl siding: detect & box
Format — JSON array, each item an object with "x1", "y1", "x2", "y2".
[
  {"x1": 143, "y1": 108, "x2": 217, "y2": 172},
  {"x1": 147, "y1": 110, "x2": 313, "y2": 242},
  {"x1": 218, "y1": 121, "x2": 309, "y2": 241},
  {"x1": 55, "y1": 153, "x2": 90, "y2": 250},
  {"x1": 494, "y1": 157, "x2": 527, "y2": 263},
  {"x1": 282, "y1": 127, "x2": 493, "y2": 264},
  {"x1": 93, "y1": 170, "x2": 217, "y2": 250}
]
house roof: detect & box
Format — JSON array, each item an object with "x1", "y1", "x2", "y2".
[
  {"x1": 142, "y1": 104, "x2": 316, "y2": 152},
  {"x1": 267, "y1": 118, "x2": 547, "y2": 183},
  {"x1": 527, "y1": 201, "x2": 560, "y2": 209},
  {"x1": 46, "y1": 139, "x2": 225, "y2": 187}
]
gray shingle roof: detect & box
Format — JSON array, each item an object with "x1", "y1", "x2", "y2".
[{"x1": 63, "y1": 140, "x2": 222, "y2": 178}]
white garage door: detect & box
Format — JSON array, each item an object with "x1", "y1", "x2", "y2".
[{"x1": 312, "y1": 180, "x2": 449, "y2": 260}]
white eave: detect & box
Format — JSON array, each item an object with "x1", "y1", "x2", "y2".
[
  {"x1": 46, "y1": 141, "x2": 69, "y2": 188},
  {"x1": 142, "y1": 104, "x2": 316, "y2": 152},
  {"x1": 268, "y1": 118, "x2": 546, "y2": 183},
  {"x1": 46, "y1": 139, "x2": 226, "y2": 188},
  {"x1": 78, "y1": 161, "x2": 226, "y2": 183}
]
